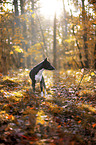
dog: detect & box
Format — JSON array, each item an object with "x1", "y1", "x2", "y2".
[{"x1": 29, "y1": 58, "x2": 55, "y2": 97}]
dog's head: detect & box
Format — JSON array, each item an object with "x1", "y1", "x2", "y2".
[{"x1": 43, "y1": 58, "x2": 55, "y2": 70}]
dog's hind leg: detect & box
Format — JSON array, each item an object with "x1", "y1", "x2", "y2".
[
  {"x1": 40, "y1": 78, "x2": 43, "y2": 97},
  {"x1": 42, "y1": 76, "x2": 46, "y2": 97}
]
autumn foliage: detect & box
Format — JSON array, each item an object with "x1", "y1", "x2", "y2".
[
  {"x1": 0, "y1": 0, "x2": 96, "y2": 73},
  {"x1": 0, "y1": 69, "x2": 96, "y2": 144},
  {"x1": 0, "y1": 1, "x2": 96, "y2": 144}
]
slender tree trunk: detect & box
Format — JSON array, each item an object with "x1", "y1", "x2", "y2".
[
  {"x1": 62, "y1": 0, "x2": 67, "y2": 38},
  {"x1": 13, "y1": 0, "x2": 20, "y2": 27},
  {"x1": 1, "y1": 56, "x2": 7, "y2": 75},
  {"x1": 30, "y1": 0, "x2": 36, "y2": 66},
  {"x1": 82, "y1": 0, "x2": 89, "y2": 68},
  {"x1": 1, "y1": 15, "x2": 7, "y2": 74},
  {"x1": 13, "y1": 0, "x2": 19, "y2": 16},
  {"x1": 94, "y1": 44, "x2": 96, "y2": 69},
  {"x1": 13, "y1": 0, "x2": 22, "y2": 68},
  {"x1": 20, "y1": 0, "x2": 28, "y2": 68},
  {"x1": 20, "y1": 0, "x2": 24, "y2": 15},
  {"x1": 36, "y1": 13, "x2": 47, "y2": 59},
  {"x1": 31, "y1": 0, "x2": 35, "y2": 45},
  {"x1": 53, "y1": 12, "x2": 57, "y2": 69},
  {"x1": 72, "y1": 26, "x2": 84, "y2": 68},
  {"x1": 94, "y1": 29, "x2": 96, "y2": 69}
]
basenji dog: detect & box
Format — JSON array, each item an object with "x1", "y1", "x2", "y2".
[{"x1": 29, "y1": 58, "x2": 55, "y2": 97}]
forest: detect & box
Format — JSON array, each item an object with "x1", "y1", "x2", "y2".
[{"x1": 0, "y1": 0, "x2": 96, "y2": 144}]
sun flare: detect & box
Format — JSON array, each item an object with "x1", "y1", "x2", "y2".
[
  {"x1": 40, "y1": 0, "x2": 63, "y2": 19},
  {"x1": 39, "y1": 0, "x2": 79, "y2": 19}
]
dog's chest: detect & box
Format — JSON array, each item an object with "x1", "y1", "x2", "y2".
[{"x1": 35, "y1": 69, "x2": 44, "y2": 82}]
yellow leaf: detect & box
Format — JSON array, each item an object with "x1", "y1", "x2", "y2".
[
  {"x1": 65, "y1": 37, "x2": 75, "y2": 42},
  {"x1": 32, "y1": 13, "x2": 35, "y2": 18},
  {"x1": 15, "y1": 48, "x2": 23, "y2": 53},
  {"x1": 41, "y1": 120, "x2": 45, "y2": 124},
  {"x1": 0, "y1": 111, "x2": 5, "y2": 114},
  {"x1": 13, "y1": 46, "x2": 23, "y2": 53},
  {"x1": 10, "y1": 51, "x2": 13, "y2": 54},
  {"x1": 30, "y1": 10, "x2": 33, "y2": 13},
  {"x1": 44, "y1": 33, "x2": 46, "y2": 36},
  {"x1": 25, "y1": 41, "x2": 28, "y2": 45},
  {"x1": 91, "y1": 72, "x2": 95, "y2": 76},
  {"x1": 3, "y1": 76, "x2": 9, "y2": 81},
  {"x1": 0, "y1": 89, "x2": 4, "y2": 93}
]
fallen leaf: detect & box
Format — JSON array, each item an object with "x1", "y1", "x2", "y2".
[
  {"x1": 78, "y1": 120, "x2": 81, "y2": 124},
  {"x1": 58, "y1": 125, "x2": 61, "y2": 128},
  {"x1": 92, "y1": 123, "x2": 96, "y2": 128}
]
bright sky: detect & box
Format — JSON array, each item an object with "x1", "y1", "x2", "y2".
[
  {"x1": 39, "y1": 0, "x2": 79, "y2": 19},
  {"x1": 39, "y1": 0, "x2": 63, "y2": 19},
  {"x1": 3, "y1": 0, "x2": 79, "y2": 19}
]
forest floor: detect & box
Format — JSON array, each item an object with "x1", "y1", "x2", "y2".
[{"x1": 0, "y1": 69, "x2": 96, "y2": 145}]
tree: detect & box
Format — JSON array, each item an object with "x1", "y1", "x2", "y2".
[
  {"x1": 66, "y1": 0, "x2": 95, "y2": 69},
  {"x1": 53, "y1": 12, "x2": 57, "y2": 69},
  {"x1": 20, "y1": 0, "x2": 28, "y2": 67},
  {"x1": 81, "y1": 0, "x2": 89, "y2": 68},
  {"x1": 62, "y1": 0, "x2": 67, "y2": 38},
  {"x1": 0, "y1": 0, "x2": 95, "y2": 72},
  {"x1": 13, "y1": 0, "x2": 20, "y2": 27}
]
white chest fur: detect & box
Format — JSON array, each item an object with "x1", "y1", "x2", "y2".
[{"x1": 35, "y1": 69, "x2": 44, "y2": 82}]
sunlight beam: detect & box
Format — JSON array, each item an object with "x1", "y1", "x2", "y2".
[{"x1": 39, "y1": 0, "x2": 63, "y2": 19}]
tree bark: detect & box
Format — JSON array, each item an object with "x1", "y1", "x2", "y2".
[
  {"x1": 62, "y1": 0, "x2": 67, "y2": 38},
  {"x1": 1, "y1": 56, "x2": 7, "y2": 75},
  {"x1": 53, "y1": 12, "x2": 57, "y2": 69},
  {"x1": 13, "y1": 0, "x2": 20, "y2": 27},
  {"x1": 72, "y1": 25, "x2": 84, "y2": 68},
  {"x1": 82, "y1": 0, "x2": 89, "y2": 68},
  {"x1": 31, "y1": 0, "x2": 36, "y2": 45},
  {"x1": 30, "y1": 0, "x2": 36, "y2": 66},
  {"x1": 36, "y1": 13, "x2": 47, "y2": 59},
  {"x1": 94, "y1": 43, "x2": 96, "y2": 69},
  {"x1": 20, "y1": 0, "x2": 28, "y2": 68}
]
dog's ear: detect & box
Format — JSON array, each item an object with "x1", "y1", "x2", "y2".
[{"x1": 44, "y1": 58, "x2": 47, "y2": 61}]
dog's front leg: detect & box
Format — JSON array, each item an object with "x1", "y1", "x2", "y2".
[
  {"x1": 42, "y1": 76, "x2": 46, "y2": 97},
  {"x1": 32, "y1": 81, "x2": 35, "y2": 93},
  {"x1": 40, "y1": 79, "x2": 43, "y2": 97}
]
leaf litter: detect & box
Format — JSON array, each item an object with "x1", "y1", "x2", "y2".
[{"x1": 0, "y1": 69, "x2": 96, "y2": 145}]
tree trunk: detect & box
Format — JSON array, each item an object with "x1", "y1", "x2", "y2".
[
  {"x1": 72, "y1": 25, "x2": 84, "y2": 68},
  {"x1": 62, "y1": 0, "x2": 67, "y2": 38},
  {"x1": 30, "y1": 0, "x2": 36, "y2": 66},
  {"x1": 13, "y1": 0, "x2": 20, "y2": 27},
  {"x1": 20, "y1": 0, "x2": 24, "y2": 15},
  {"x1": 82, "y1": 0, "x2": 89, "y2": 68},
  {"x1": 94, "y1": 29, "x2": 96, "y2": 69},
  {"x1": 31, "y1": 0, "x2": 36, "y2": 45},
  {"x1": 20, "y1": 0, "x2": 28, "y2": 68},
  {"x1": 53, "y1": 13, "x2": 57, "y2": 69},
  {"x1": 1, "y1": 56, "x2": 7, "y2": 75},
  {"x1": 36, "y1": 13, "x2": 47, "y2": 59},
  {"x1": 94, "y1": 43, "x2": 96, "y2": 69}
]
